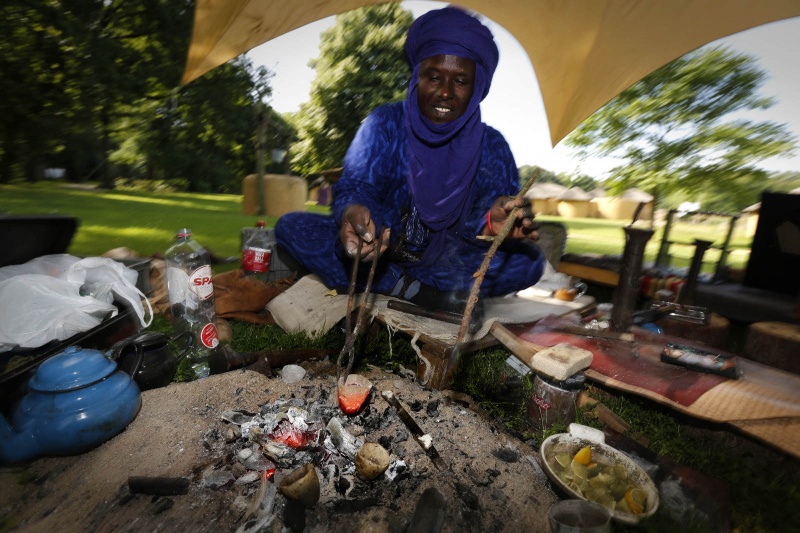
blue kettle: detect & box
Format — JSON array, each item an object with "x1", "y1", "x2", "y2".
[{"x1": 0, "y1": 344, "x2": 143, "y2": 464}]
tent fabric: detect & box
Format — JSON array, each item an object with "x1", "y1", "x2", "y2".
[{"x1": 181, "y1": 0, "x2": 800, "y2": 146}]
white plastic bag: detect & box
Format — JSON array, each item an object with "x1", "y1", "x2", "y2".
[
  {"x1": 0, "y1": 274, "x2": 117, "y2": 352},
  {"x1": 0, "y1": 254, "x2": 153, "y2": 353}
]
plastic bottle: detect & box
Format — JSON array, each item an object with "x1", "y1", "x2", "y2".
[
  {"x1": 165, "y1": 228, "x2": 219, "y2": 379},
  {"x1": 241, "y1": 220, "x2": 272, "y2": 282}
]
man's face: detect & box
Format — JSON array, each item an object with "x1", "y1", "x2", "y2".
[{"x1": 416, "y1": 54, "x2": 476, "y2": 123}]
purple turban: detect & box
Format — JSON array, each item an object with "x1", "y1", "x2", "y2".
[{"x1": 403, "y1": 7, "x2": 499, "y2": 265}]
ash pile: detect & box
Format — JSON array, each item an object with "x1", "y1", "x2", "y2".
[{"x1": 197, "y1": 367, "x2": 557, "y2": 532}]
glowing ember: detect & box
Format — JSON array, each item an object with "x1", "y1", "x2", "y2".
[
  {"x1": 268, "y1": 418, "x2": 318, "y2": 449},
  {"x1": 337, "y1": 374, "x2": 373, "y2": 415}
]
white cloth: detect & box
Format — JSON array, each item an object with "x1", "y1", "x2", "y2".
[{"x1": 266, "y1": 274, "x2": 594, "y2": 345}]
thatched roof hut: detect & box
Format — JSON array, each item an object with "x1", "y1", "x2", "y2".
[
  {"x1": 526, "y1": 182, "x2": 567, "y2": 215},
  {"x1": 557, "y1": 187, "x2": 592, "y2": 218},
  {"x1": 591, "y1": 187, "x2": 654, "y2": 221}
]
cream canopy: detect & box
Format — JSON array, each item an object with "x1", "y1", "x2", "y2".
[{"x1": 181, "y1": 0, "x2": 800, "y2": 146}]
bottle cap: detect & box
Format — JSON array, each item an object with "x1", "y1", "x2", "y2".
[
  {"x1": 176, "y1": 228, "x2": 192, "y2": 238},
  {"x1": 256, "y1": 220, "x2": 266, "y2": 228}
]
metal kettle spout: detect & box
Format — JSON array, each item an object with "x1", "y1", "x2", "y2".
[{"x1": 0, "y1": 414, "x2": 39, "y2": 464}]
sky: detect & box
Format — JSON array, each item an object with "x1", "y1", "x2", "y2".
[{"x1": 247, "y1": 1, "x2": 800, "y2": 179}]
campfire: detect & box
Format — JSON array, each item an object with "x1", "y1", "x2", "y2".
[{"x1": 186, "y1": 367, "x2": 556, "y2": 532}]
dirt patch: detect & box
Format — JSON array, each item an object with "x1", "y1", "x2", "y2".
[{"x1": 0, "y1": 363, "x2": 557, "y2": 532}]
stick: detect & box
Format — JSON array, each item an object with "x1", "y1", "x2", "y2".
[
  {"x1": 336, "y1": 240, "x2": 363, "y2": 385},
  {"x1": 336, "y1": 229, "x2": 383, "y2": 385},
  {"x1": 381, "y1": 390, "x2": 447, "y2": 470},
  {"x1": 555, "y1": 324, "x2": 636, "y2": 343},
  {"x1": 443, "y1": 169, "x2": 540, "y2": 382}
]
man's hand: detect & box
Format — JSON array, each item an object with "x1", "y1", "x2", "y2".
[
  {"x1": 340, "y1": 204, "x2": 391, "y2": 261},
  {"x1": 484, "y1": 196, "x2": 539, "y2": 240}
]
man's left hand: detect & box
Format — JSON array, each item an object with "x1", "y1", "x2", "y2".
[{"x1": 484, "y1": 196, "x2": 539, "y2": 240}]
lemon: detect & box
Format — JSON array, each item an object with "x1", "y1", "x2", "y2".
[
  {"x1": 555, "y1": 453, "x2": 572, "y2": 469},
  {"x1": 566, "y1": 481, "x2": 584, "y2": 498},
  {"x1": 571, "y1": 460, "x2": 587, "y2": 482},
  {"x1": 624, "y1": 488, "x2": 647, "y2": 514},
  {"x1": 616, "y1": 498, "x2": 633, "y2": 513},
  {"x1": 573, "y1": 445, "x2": 592, "y2": 466}
]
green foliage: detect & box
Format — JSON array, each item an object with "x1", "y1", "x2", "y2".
[
  {"x1": 0, "y1": 0, "x2": 198, "y2": 186},
  {"x1": 0, "y1": 0, "x2": 282, "y2": 193},
  {"x1": 520, "y1": 165, "x2": 560, "y2": 184},
  {"x1": 519, "y1": 165, "x2": 601, "y2": 193},
  {"x1": 291, "y1": 4, "x2": 413, "y2": 175},
  {"x1": 566, "y1": 47, "x2": 797, "y2": 212},
  {"x1": 123, "y1": 58, "x2": 273, "y2": 193}
]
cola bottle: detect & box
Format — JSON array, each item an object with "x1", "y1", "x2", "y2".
[
  {"x1": 241, "y1": 220, "x2": 272, "y2": 282},
  {"x1": 165, "y1": 228, "x2": 219, "y2": 379}
]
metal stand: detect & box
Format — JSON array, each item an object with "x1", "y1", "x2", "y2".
[
  {"x1": 611, "y1": 227, "x2": 654, "y2": 332},
  {"x1": 679, "y1": 239, "x2": 713, "y2": 305}
]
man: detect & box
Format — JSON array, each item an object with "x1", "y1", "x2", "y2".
[{"x1": 275, "y1": 6, "x2": 544, "y2": 312}]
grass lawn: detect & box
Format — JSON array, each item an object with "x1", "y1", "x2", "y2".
[
  {"x1": 538, "y1": 215, "x2": 752, "y2": 274},
  {"x1": 3, "y1": 182, "x2": 795, "y2": 531}
]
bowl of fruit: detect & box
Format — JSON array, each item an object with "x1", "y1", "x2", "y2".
[{"x1": 540, "y1": 423, "x2": 659, "y2": 525}]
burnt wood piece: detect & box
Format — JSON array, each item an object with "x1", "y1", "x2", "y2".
[
  {"x1": 128, "y1": 476, "x2": 190, "y2": 496},
  {"x1": 380, "y1": 391, "x2": 447, "y2": 470}
]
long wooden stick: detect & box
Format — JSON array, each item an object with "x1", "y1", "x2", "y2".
[{"x1": 442, "y1": 169, "x2": 540, "y2": 383}]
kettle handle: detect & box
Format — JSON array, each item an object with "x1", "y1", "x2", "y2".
[{"x1": 108, "y1": 335, "x2": 145, "y2": 379}]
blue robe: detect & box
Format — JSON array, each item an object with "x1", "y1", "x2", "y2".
[{"x1": 275, "y1": 102, "x2": 544, "y2": 297}]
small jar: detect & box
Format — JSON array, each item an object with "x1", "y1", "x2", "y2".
[{"x1": 527, "y1": 371, "x2": 586, "y2": 431}]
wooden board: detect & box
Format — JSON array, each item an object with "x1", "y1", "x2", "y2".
[{"x1": 558, "y1": 261, "x2": 619, "y2": 286}]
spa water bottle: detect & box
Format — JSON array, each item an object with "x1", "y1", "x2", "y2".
[
  {"x1": 241, "y1": 220, "x2": 272, "y2": 282},
  {"x1": 165, "y1": 228, "x2": 219, "y2": 379}
]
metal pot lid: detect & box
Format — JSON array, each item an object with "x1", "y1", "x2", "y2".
[{"x1": 28, "y1": 345, "x2": 117, "y2": 392}]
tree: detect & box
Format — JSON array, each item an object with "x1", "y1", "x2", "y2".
[
  {"x1": 519, "y1": 165, "x2": 559, "y2": 184},
  {"x1": 123, "y1": 58, "x2": 273, "y2": 193},
  {"x1": 1, "y1": 0, "x2": 280, "y2": 193},
  {"x1": 565, "y1": 46, "x2": 797, "y2": 212},
  {"x1": 291, "y1": 4, "x2": 414, "y2": 176},
  {"x1": 0, "y1": 0, "x2": 196, "y2": 186}
]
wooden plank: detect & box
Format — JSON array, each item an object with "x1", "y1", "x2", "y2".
[
  {"x1": 489, "y1": 322, "x2": 544, "y2": 371},
  {"x1": 558, "y1": 261, "x2": 620, "y2": 286}
]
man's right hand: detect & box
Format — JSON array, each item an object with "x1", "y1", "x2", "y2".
[{"x1": 339, "y1": 204, "x2": 390, "y2": 261}]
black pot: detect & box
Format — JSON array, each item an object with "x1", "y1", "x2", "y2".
[{"x1": 109, "y1": 331, "x2": 193, "y2": 391}]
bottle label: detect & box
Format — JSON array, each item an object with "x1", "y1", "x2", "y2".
[
  {"x1": 189, "y1": 265, "x2": 214, "y2": 300},
  {"x1": 532, "y1": 395, "x2": 551, "y2": 411},
  {"x1": 200, "y1": 323, "x2": 219, "y2": 349},
  {"x1": 242, "y1": 246, "x2": 272, "y2": 274}
]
